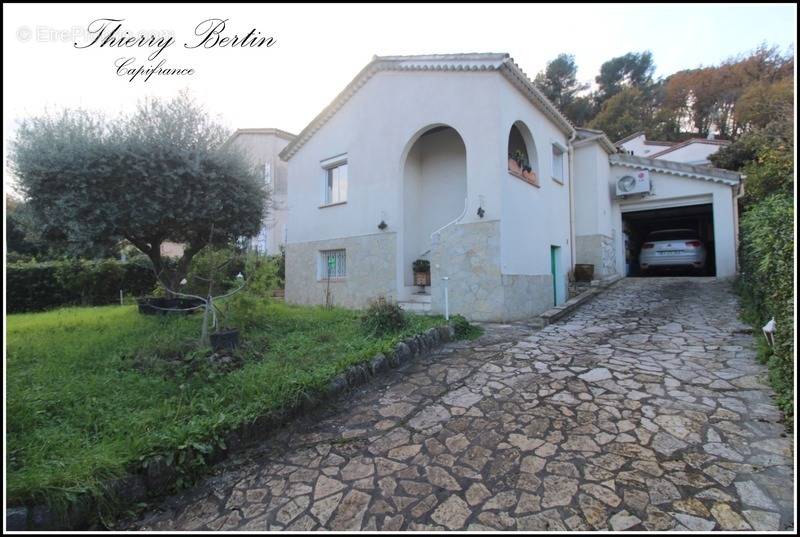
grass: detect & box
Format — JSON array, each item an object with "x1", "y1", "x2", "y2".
[{"x1": 6, "y1": 301, "x2": 463, "y2": 513}]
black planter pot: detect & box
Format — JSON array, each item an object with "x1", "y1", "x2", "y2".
[
  {"x1": 210, "y1": 329, "x2": 239, "y2": 351},
  {"x1": 136, "y1": 297, "x2": 205, "y2": 316}
]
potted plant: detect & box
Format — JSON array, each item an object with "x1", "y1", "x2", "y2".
[
  {"x1": 412, "y1": 258, "x2": 431, "y2": 287},
  {"x1": 508, "y1": 150, "x2": 526, "y2": 175},
  {"x1": 508, "y1": 150, "x2": 537, "y2": 185},
  {"x1": 521, "y1": 163, "x2": 537, "y2": 184},
  {"x1": 210, "y1": 320, "x2": 239, "y2": 351},
  {"x1": 137, "y1": 282, "x2": 206, "y2": 315}
]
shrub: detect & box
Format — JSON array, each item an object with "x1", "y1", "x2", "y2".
[
  {"x1": 276, "y1": 246, "x2": 286, "y2": 285},
  {"x1": 412, "y1": 259, "x2": 430, "y2": 273},
  {"x1": 360, "y1": 296, "x2": 406, "y2": 336},
  {"x1": 224, "y1": 292, "x2": 268, "y2": 330},
  {"x1": 736, "y1": 192, "x2": 794, "y2": 425},
  {"x1": 740, "y1": 145, "x2": 794, "y2": 206},
  {"x1": 450, "y1": 314, "x2": 481, "y2": 339},
  {"x1": 243, "y1": 253, "x2": 282, "y2": 298},
  {"x1": 6, "y1": 258, "x2": 158, "y2": 313}
]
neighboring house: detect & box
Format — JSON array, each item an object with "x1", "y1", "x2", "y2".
[
  {"x1": 278, "y1": 53, "x2": 742, "y2": 322},
  {"x1": 616, "y1": 131, "x2": 731, "y2": 166},
  {"x1": 226, "y1": 128, "x2": 296, "y2": 255}
]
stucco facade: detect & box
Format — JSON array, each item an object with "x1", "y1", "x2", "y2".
[
  {"x1": 573, "y1": 133, "x2": 617, "y2": 279},
  {"x1": 281, "y1": 54, "x2": 573, "y2": 321},
  {"x1": 278, "y1": 53, "x2": 742, "y2": 321}
]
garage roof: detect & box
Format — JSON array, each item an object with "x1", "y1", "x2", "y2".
[{"x1": 609, "y1": 153, "x2": 740, "y2": 186}]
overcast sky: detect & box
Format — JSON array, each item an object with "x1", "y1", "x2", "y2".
[{"x1": 3, "y1": 3, "x2": 796, "y2": 156}]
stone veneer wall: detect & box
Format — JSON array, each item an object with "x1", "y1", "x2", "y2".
[
  {"x1": 501, "y1": 274, "x2": 554, "y2": 320},
  {"x1": 285, "y1": 232, "x2": 397, "y2": 309},
  {"x1": 430, "y1": 220, "x2": 504, "y2": 321},
  {"x1": 429, "y1": 220, "x2": 554, "y2": 322},
  {"x1": 576, "y1": 233, "x2": 617, "y2": 279}
]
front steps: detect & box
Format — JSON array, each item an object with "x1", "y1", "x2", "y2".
[{"x1": 399, "y1": 292, "x2": 431, "y2": 314}]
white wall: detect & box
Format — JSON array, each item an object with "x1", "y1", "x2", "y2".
[
  {"x1": 609, "y1": 166, "x2": 738, "y2": 278},
  {"x1": 574, "y1": 142, "x2": 613, "y2": 237},
  {"x1": 286, "y1": 70, "x2": 505, "y2": 246},
  {"x1": 496, "y1": 83, "x2": 572, "y2": 281}
]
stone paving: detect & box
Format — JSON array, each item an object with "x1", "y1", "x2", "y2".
[{"x1": 125, "y1": 278, "x2": 794, "y2": 531}]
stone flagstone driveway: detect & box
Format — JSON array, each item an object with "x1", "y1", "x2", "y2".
[{"x1": 125, "y1": 278, "x2": 794, "y2": 531}]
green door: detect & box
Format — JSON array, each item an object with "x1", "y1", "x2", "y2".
[{"x1": 550, "y1": 246, "x2": 558, "y2": 307}]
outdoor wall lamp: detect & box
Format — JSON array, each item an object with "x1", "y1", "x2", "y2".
[{"x1": 477, "y1": 194, "x2": 485, "y2": 218}]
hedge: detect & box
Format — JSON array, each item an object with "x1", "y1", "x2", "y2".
[
  {"x1": 7, "y1": 258, "x2": 157, "y2": 313},
  {"x1": 736, "y1": 192, "x2": 794, "y2": 425}
]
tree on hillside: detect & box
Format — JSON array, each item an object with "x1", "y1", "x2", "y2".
[
  {"x1": 10, "y1": 91, "x2": 266, "y2": 292},
  {"x1": 594, "y1": 51, "x2": 655, "y2": 105},
  {"x1": 534, "y1": 53, "x2": 591, "y2": 123},
  {"x1": 735, "y1": 78, "x2": 794, "y2": 132},
  {"x1": 659, "y1": 44, "x2": 793, "y2": 139},
  {"x1": 588, "y1": 86, "x2": 657, "y2": 142}
]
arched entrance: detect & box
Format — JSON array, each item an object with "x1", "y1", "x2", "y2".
[{"x1": 401, "y1": 125, "x2": 467, "y2": 290}]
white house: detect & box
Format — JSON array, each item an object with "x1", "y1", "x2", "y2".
[
  {"x1": 278, "y1": 53, "x2": 742, "y2": 321},
  {"x1": 617, "y1": 131, "x2": 731, "y2": 166},
  {"x1": 226, "y1": 128, "x2": 296, "y2": 255}
]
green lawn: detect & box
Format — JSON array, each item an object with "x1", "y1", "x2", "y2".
[{"x1": 6, "y1": 302, "x2": 453, "y2": 510}]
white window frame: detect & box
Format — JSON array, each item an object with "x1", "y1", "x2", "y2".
[
  {"x1": 551, "y1": 142, "x2": 566, "y2": 184},
  {"x1": 318, "y1": 249, "x2": 346, "y2": 280},
  {"x1": 320, "y1": 153, "x2": 348, "y2": 207}
]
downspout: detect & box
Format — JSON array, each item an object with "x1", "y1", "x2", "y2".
[
  {"x1": 733, "y1": 175, "x2": 746, "y2": 273},
  {"x1": 567, "y1": 130, "x2": 577, "y2": 276}
]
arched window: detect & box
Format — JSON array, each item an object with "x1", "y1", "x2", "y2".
[{"x1": 507, "y1": 121, "x2": 539, "y2": 187}]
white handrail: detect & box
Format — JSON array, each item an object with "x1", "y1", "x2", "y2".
[{"x1": 430, "y1": 197, "x2": 468, "y2": 240}]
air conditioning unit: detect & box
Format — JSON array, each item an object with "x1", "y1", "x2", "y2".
[{"x1": 616, "y1": 170, "x2": 651, "y2": 196}]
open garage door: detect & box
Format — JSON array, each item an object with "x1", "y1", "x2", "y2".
[{"x1": 622, "y1": 203, "x2": 716, "y2": 277}]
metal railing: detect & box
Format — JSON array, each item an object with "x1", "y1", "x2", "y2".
[{"x1": 430, "y1": 197, "x2": 468, "y2": 241}]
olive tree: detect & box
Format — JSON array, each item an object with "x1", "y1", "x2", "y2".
[{"x1": 10, "y1": 92, "x2": 265, "y2": 292}]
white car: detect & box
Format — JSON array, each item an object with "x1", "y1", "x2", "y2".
[{"x1": 639, "y1": 229, "x2": 707, "y2": 274}]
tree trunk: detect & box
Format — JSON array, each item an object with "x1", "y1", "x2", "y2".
[{"x1": 127, "y1": 236, "x2": 204, "y2": 297}]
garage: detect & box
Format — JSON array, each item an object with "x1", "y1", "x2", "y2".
[
  {"x1": 622, "y1": 203, "x2": 715, "y2": 276},
  {"x1": 607, "y1": 154, "x2": 743, "y2": 280}
]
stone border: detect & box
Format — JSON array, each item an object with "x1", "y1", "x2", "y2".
[
  {"x1": 530, "y1": 275, "x2": 623, "y2": 328},
  {"x1": 6, "y1": 324, "x2": 458, "y2": 531}
]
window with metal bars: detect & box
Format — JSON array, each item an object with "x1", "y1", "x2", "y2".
[{"x1": 319, "y1": 249, "x2": 346, "y2": 279}]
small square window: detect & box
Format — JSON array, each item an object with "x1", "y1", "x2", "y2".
[
  {"x1": 319, "y1": 249, "x2": 346, "y2": 279},
  {"x1": 552, "y1": 144, "x2": 564, "y2": 183},
  {"x1": 324, "y1": 162, "x2": 348, "y2": 205}
]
